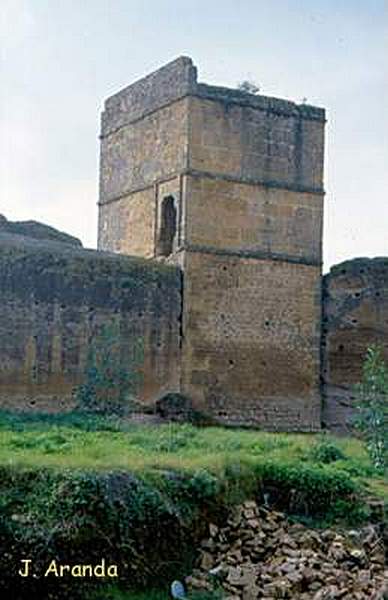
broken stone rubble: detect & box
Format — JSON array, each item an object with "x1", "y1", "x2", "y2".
[{"x1": 185, "y1": 500, "x2": 387, "y2": 599}]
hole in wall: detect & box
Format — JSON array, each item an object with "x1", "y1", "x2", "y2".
[
  {"x1": 338, "y1": 344, "x2": 344, "y2": 352},
  {"x1": 157, "y1": 195, "x2": 177, "y2": 257}
]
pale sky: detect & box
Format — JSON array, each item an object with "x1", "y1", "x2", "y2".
[{"x1": 1, "y1": 0, "x2": 387, "y2": 271}]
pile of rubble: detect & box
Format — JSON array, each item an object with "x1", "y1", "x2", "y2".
[{"x1": 186, "y1": 501, "x2": 387, "y2": 599}]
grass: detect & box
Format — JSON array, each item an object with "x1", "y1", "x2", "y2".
[
  {"x1": 0, "y1": 409, "x2": 386, "y2": 501},
  {"x1": 0, "y1": 410, "x2": 386, "y2": 599}
]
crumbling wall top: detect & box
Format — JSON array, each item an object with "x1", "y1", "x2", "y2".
[
  {"x1": 101, "y1": 56, "x2": 197, "y2": 136},
  {"x1": 100, "y1": 56, "x2": 325, "y2": 137}
]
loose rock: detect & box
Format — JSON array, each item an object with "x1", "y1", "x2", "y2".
[{"x1": 185, "y1": 500, "x2": 386, "y2": 599}]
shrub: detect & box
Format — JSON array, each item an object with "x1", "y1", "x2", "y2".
[
  {"x1": 254, "y1": 461, "x2": 364, "y2": 523},
  {"x1": 0, "y1": 452, "x2": 372, "y2": 599},
  {"x1": 353, "y1": 345, "x2": 388, "y2": 471},
  {"x1": 74, "y1": 322, "x2": 143, "y2": 415},
  {"x1": 310, "y1": 437, "x2": 346, "y2": 464},
  {"x1": 237, "y1": 80, "x2": 260, "y2": 94}
]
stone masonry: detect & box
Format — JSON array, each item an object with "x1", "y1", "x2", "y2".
[
  {"x1": 322, "y1": 257, "x2": 388, "y2": 432},
  {"x1": 1, "y1": 57, "x2": 386, "y2": 431},
  {"x1": 0, "y1": 231, "x2": 180, "y2": 411},
  {"x1": 98, "y1": 56, "x2": 325, "y2": 431}
]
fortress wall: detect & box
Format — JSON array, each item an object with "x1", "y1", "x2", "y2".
[
  {"x1": 179, "y1": 86, "x2": 325, "y2": 431},
  {"x1": 99, "y1": 97, "x2": 190, "y2": 206},
  {"x1": 181, "y1": 250, "x2": 322, "y2": 431},
  {"x1": 97, "y1": 57, "x2": 326, "y2": 430},
  {"x1": 188, "y1": 94, "x2": 325, "y2": 192},
  {"x1": 0, "y1": 233, "x2": 181, "y2": 412},
  {"x1": 98, "y1": 95, "x2": 190, "y2": 254},
  {"x1": 98, "y1": 58, "x2": 196, "y2": 255},
  {"x1": 184, "y1": 175, "x2": 323, "y2": 264},
  {"x1": 100, "y1": 56, "x2": 196, "y2": 137},
  {"x1": 98, "y1": 187, "x2": 156, "y2": 258},
  {"x1": 322, "y1": 257, "x2": 388, "y2": 432}
]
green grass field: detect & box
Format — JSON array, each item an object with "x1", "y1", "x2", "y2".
[{"x1": 0, "y1": 410, "x2": 386, "y2": 500}]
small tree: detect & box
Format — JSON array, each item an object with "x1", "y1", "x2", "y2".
[
  {"x1": 75, "y1": 321, "x2": 143, "y2": 415},
  {"x1": 354, "y1": 345, "x2": 388, "y2": 471},
  {"x1": 237, "y1": 80, "x2": 260, "y2": 95}
]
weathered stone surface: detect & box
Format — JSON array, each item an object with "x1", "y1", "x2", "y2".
[
  {"x1": 181, "y1": 251, "x2": 321, "y2": 431},
  {"x1": 0, "y1": 214, "x2": 82, "y2": 246},
  {"x1": 6, "y1": 58, "x2": 388, "y2": 432},
  {"x1": 0, "y1": 232, "x2": 181, "y2": 411},
  {"x1": 185, "y1": 500, "x2": 387, "y2": 600},
  {"x1": 184, "y1": 175, "x2": 323, "y2": 264},
  {"x1": 98, "y1": 57, "x2": 325, "y2": 255},
  {"x1": 322, "y1": 257, "x2": 388, "y2": 432},
  {"x1": 98, "y1": 56, "x2": 325, "y2": 431}
]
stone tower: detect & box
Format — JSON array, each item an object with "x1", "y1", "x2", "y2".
[{"x1": 98, "y1": 57, "x2": 326, "y2": 431}]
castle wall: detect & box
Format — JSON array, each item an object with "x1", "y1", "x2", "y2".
[
  {"x1": 188, "y1": 95, "x2": 324, "y2": 192},
  {"x1": 97, "y1": 56, "x2": 326, "y2": 430},
  {"x1": 98, "y1": 97, "x2": 189, "y2": 254},
  {"x1": 99, "y1": 98, "x2": 190, "y2": 207},
  {"x1": 180, "y1": 84, "x2": 325, "y2": 431},
  {"x1": 322, "y1": 257, "x2": 388, "y2": 432},
  {"x1": 98, "y1": 188, "x2": 156, "y2": 257},
  {"x1": 0, "y1": 233, "x2": 181, "y2": 412},
  {"x1": 5, "y1": 57, "x2": 388, "y2": 431},
  {"x1": 184, "y1": 175, "x2": 323, "y2": 264},
  {"x1": 181, "y1": 250, "x2": 322, "y2": 431},
  {"x1": 98, "y1": 57, "x2": 196, "y2": 254}
]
